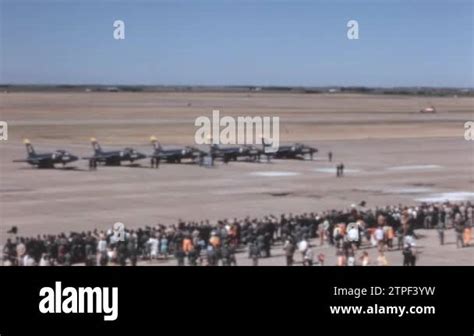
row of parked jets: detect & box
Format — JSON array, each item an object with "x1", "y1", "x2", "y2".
[{"x1": 13, "y1": 137, "x2": 318, "y2": 169}]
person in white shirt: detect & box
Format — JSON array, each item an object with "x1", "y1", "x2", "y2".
[
  {"x1": 23, "y1": 254, "x2": 36, "y2": 266},
  {"x1": 375, "y1": 215, "x2": 386, "y2": 252},
  {"x1": 97, "y1": 234, "x2": 108, "y2": 266},
  {"x1": 39, "y1": 253, "x2": 51, "y2": 266},
  {"x1": 147, "y1": 235, "x2": 159, "y2": 260},
  {"x1": 298, "y1": 238, "x2": 308, "y2": 263}
]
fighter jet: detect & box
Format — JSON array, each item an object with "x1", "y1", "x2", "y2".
[
  {"x1": 210, "y1": 144, "x2": 261, "y2": 164},
  {"x1": 84, "y1": 138, "x2": 146, "y2": 166},
  {"x1": 148, "y1": 136, "x2": 207, "y2": 168},
  {"x1": 262, "y1": 138, "x2": 317, "y2": 160},
  {"x1": 13, "y1": 139, "x2": 78, "y2": 168}
]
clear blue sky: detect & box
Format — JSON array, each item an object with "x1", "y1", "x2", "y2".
[{"x1": 1, "y1": 0, "x2": 473, "y2": 87}]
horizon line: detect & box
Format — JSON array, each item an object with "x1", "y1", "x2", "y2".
[{"x1": 1, "y1": 83, "x2": 473, "y2": 90}]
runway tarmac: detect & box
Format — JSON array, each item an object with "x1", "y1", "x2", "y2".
[{"x1": 1, "y1": 92, "x2": 473, "y2": 255}]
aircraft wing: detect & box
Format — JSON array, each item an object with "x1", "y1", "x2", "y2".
[
  {"x1": 263, "y1": 147, "x2": 278, "y2": 154},
  {"x1": 83, "y1": 153, "x2": 113, "y2": 160},
  {"x1": 13, "y1": 158, "x2": 43, "y2": 165}
]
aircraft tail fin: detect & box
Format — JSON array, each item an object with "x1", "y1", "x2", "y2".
[
  {"x1": 23, "y1": 139, "x2": 35, "y2": 156},
  {"x1": 90, "y1": 137, "x2": 102, "y2": 154}
]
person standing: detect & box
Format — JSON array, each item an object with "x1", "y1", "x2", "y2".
[
  {"x1": 148, "y1": 234, "x2": 159, "y2": 261},
  {"x1": 402, "y1": 243, "x2": 416, "y2": 266},
  {"x1": 328, "y1": 151, "x2": 333, "y2": 162},
  {"x1": 228, "y1": 244, "x2": 237, "y2": 266},
  {"x1": 127, "y1": 233, "x2": 138, "y2": 266},
  {"x1": 297, "y1": 238, "x2": 309, "y2": 264},
  {"x1": 436, "y1": 220, "x2": 445, "y2": 246},
  {"x1": 398, "y1": 212, "x2": 409, "y2": 250},
  {"x1": 303, "y1": 247, "x2": 314, "y2": 266},
  {"x1": 283, "y1": 237, "x2": 296, "y2": 266},
  {"x1": 403, "y1": 235, "x2": 417, "y2": 266},
  {"x1": 463, "y1": 223, "x2": 471, "y2": 247},
  {"x1": 187, "y1": 247, "x2": 198, "y2": 266},
  {"x1": 175, "y1": 247, "x2": 185, "y2": 266},
  {"x1": 374, "y1": 216, "x2": 386, "y2": 252},
  {"x1": 97, "y1": 233, "x2": 108, "y2": 266},
  {"x1": 455, "y1": 216, "x2": 465, "y2": 248},
  {"x1": 220, "y1": 243, "x2": 231, "y2": 266},
  {"x1": 249, "y1": 241, "x2": 260, "y2": 266},
  {"x1": 385, "y1": 225, "x2": 394, "y2": 250},
  {"x1": 205, "y1": 245, "x2": 216, "y2": 266},
  {"x1": 160, "y1": 236, "x2": 169, "y2": 259},
  {"x1": 319, "y1": 219, "x2": 329, "y2": 246}
]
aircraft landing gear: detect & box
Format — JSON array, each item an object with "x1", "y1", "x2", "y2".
[
  {"x1": 38, "y1": 163, "x2": 55, "y2": 169},
  {"x1": 105, "y1": 159, "x2": 121, "y2": 166}
]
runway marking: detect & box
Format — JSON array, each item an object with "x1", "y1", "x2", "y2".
[
  {"x1": 383, "y1": 187, "x2": 434, "y2": 194},
  {"x1": 249, "y1": 171, "x2": 300, "y2": 177},
  {"x1": 386, "y1": 165, "x2": 442, "y2": 171},
  {"x1": 416, "y1": 192, "x2": 474, "y2": 202}
]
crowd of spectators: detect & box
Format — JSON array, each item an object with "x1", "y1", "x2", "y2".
[{"x1": 2, "y1": 201, "x2": 472, "y2": 266}]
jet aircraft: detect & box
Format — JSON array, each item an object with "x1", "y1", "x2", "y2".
[
  {"x1": 84, "y1": 138, "x2": 146, "y2": 166},
  {"x1": 148, "y1": 136, "x2": 207, "y2": 167},
  {"x1": 13, "y1": 139, "x2": 79, "y2": 168},
  {"x1": 210, "y1": 144, "x2": 262, "y2": 164},
  {"x1": 262, "y1": 139, "x2": 317, "y2": 160}
]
